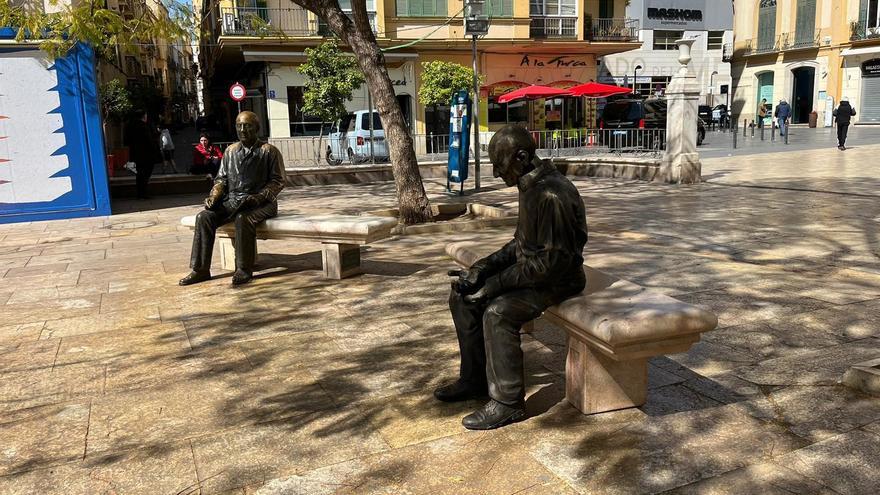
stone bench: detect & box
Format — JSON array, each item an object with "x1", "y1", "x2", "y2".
[
  {"x1": 447, "y1": 242, "x2": 718, "y2": 415},
  {"x1": 181, "y1": 214, "x2": 398, "y2": 279}
]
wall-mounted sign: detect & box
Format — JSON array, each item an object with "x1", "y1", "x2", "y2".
[
  {"x1": 643, "y1": 0, "x2": 731, "y2": 31},
  {"x1": 519, "y1": 55, "x2": 588, "y2": 68},
  {"x1": 861, "y1": 59, "x2": 880, "y2": 76}
]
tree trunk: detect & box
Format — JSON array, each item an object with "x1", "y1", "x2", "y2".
[{"x1": 294, "y1": 0, "x2": 432, "y2": 224}]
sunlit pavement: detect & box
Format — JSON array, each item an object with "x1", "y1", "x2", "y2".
[{"x1": 1, "y1": 140, "x2": 879, "y2": 494}]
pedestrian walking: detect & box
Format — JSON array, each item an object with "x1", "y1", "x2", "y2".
[
  {"x1": 159, "y1": 123, "x2": 179, "y2": 174},
  {"x1": 124, "y1": 110, "x2": 162, "y2": 199},
  {"x1": 775, "y1": 99, "x2": 792, "y2": 137},
  {"x1": 833, "y1": 97, "x2": 856, "y2": 151},
  {"x1": 758, "y1": 98, "x2": 768, "y2": 128}
]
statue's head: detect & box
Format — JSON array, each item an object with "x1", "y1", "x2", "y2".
[
  {"x1": 235, "y1": 111, "x2": 260, "y2": 147},
  {"x1": 488, "y1": 125, "x2": 536, "y2": 187}
]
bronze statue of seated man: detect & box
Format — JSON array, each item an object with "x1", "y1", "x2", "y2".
[
  {"x1": 179, "y1": 111, "x2": 286, "y2": 287},
  {"x1": 436, "y1": 124, "x2": 589, "y2": 430}
]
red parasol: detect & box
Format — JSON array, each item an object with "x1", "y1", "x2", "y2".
[
  {"x1": 566, "y1": 81, "x2": 632, "y2": 98},
  {"x1": 497, "y1": 85, "x2": 571, "y2": 104}
]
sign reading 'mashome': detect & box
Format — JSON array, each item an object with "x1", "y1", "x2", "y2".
[{"x1": 643, "y1": 0, "x2": 708, "y2": 30}]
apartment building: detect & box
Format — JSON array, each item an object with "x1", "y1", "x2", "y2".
[
  {"x1": 197, "y1": 0, "x2": 641, "y2": 140},
  {"x1": 730, "y1": 0, "x2": 880, "y2": 126},
  {"x1": 599, "y1": 0, "x2": 733, "y2": 106}
]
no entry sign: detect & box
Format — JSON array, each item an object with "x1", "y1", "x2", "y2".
[{"x1": 229, "y1": 82, "x2": 246, "y2": 102}]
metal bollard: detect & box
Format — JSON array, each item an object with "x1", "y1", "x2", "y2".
[
  {"x1": 760, "y1": 124, "x2": 765, "y2": 141},
  {"x1": 732, "y1": 126, "x2": 737, "y2": 148},
  {"x1": 785, "y1": 127, "x2": 789, "y2": 145},
  {"x1": 751, "y1": 121, "x2": 755, "y2": 138},
  {"x1": 743, "y1": 119, "x2": 747, "y2": 137},
  {"x1": 771, "y1": 121, "x2": 776, "y2": 142}
]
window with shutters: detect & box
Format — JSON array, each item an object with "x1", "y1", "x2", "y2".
[
  {"x1": 868, "y1": 0, "x2": 879, "y2": 29},
  {"x1": 488, "y1": 0, "x2": 513, "y2": 17},
  {"x1": 396, "y1": 0, "x2": 447, "y2": 17},
  {"x1": 653, "y1": 30, "x2": 684, "y2": 50},
  {"x1": 794, "y1": 0, "x2": 816, "y2": 47},
  {"x1": 530, "y1": 0, "x2": 577, "y2": 17},
  {"x1": 757, "y1": 1, "x2": 777, "y2": 52}
]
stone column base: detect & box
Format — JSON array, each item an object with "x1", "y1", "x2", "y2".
[
  {"x1": 565, "y1": 335, "x2": 648, "y2": 414},
  {"x1": 659, "y1": 152, "x2": 702, "y2": 184}
]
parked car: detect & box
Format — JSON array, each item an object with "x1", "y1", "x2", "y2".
[
  {"x1": 326, "y1": 110, "x2": 388, "y2": 165},
  {"x1": 598, "y1": 98, "x2": 705, "y2": 149}
]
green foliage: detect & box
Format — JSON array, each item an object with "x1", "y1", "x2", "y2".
[
  {"x1": 128, "y1": 83, "x2": 166, "y2": 121},
  {"x1": 0, "y1": 0, "x2": 193, "y2": 59},
  {"x1": 99, "y1": 78, "x2": 133, "y2": 121},
  {"x1": 418, "y1": 61, "x2": 482, "y2": 107},
  {"x1": 298, "y1": 42, "x2": 365, "y2": 124}
]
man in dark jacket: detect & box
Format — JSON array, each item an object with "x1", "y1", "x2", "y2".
[
  {"x1": 774, "y1": 100, "x2": 792, "y2": 137},
  {"x1": 179, "y1": 111, "x2": 286, "y2": 287},
  {"x1": 833, "y1": 98, "x2": 857, "y2": 150},
  {"x1": 124, "y1": 111, "x2": 162, "y2": 199},
  {"x1": 437, "y1": 125, "x2": 588, "y2": 430}
]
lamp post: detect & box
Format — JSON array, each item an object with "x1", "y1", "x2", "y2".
[
  {"x1": 464, "y1": 0, "x2": 489, "y2": 191},
  {"x1": 709, "y1": 70, "x2": 718, "y2": 106},
  {"x1": 633, "y1": 65, "x2": 642, "y2": 94}
]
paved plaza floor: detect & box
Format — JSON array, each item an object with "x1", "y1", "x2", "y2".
[{"x1": 1, "y1": 136, "x2": 880, "y2": 494}]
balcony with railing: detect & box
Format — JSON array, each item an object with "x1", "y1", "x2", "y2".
[
  {"x1": 782, "y1": 29, "x2": 821, "y2": 50},
  {"x1": 220, "y1": 7, "x2": 318, "y2": 37},
  {"x1": 850, "y1": 21, "x2": 880, "y2": 41},
  {"x1": 586, "y1": 17, "x2": 639, "y2": 42},
  {"x1": 743, "y1": 36, "x2": 780, "y2": 56},
  {"x1": 530, "y1": 16, "x2": 578, "y2": 38}
]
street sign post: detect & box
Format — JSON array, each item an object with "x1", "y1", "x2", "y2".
[{"x1": 229, "y1": 82, "x2": 246, "y2": 113}]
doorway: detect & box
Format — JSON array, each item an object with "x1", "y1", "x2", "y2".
[
  {"x1": 756, "y1": 72, "x2": 774, "y2": 125},
  {"x1": 791, "y1": 67, "x2": 815, "y2": 124}
]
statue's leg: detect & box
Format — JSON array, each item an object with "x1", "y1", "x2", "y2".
[
  {"x1": 448, "y1": 289, "x2": 489, "y2": 388},
  {"x1": 233, "y1": 202, "x2": 278, "y2": 273},
  {"x1": 482, "y1": 289, "x2": 548, "y2": 406},
  {"x1": 190, "y1": 209, "x2": 228, "y2": 272}
]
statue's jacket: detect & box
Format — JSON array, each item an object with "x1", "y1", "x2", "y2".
[
  {"x1": 214, "y1": 140, "x2": 287, "y2": 212},
  {"x1": 475, "y1": 159, "x2": 589, "y2": 298}
]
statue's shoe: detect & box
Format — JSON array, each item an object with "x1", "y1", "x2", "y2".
[
  {"x1": 462, "y1": 399, "x2": 525, "y2": 430},
  {"x1": 231, "y1": 270, "x2": 253, "y2": 286},
  {"x1": 433, "y1": 380, "x2": 488, "y2": 402},
  {"x1": 179, "y1": 270, "x2": 211, "y2": 286}
]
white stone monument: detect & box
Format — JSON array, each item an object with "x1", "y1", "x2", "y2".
[{"x1": 659, "y1": 38, "x2": 702, "y2": 184}]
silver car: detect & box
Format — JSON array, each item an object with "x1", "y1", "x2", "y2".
[{"x1": 326, "y1": 110, "x2": 388, "y2": 165}]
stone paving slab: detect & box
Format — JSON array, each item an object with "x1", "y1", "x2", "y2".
[{"x1": 1, "y1": 141, "x2": 880, "y2": 492}]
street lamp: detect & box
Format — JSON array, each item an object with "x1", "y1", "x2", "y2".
[
  {"x1": 464, "y1": 0, "x2": 489, "y2": 190},
  {"x1": 709, "y1": 70, "x2": 718, "y2": 105},
  {"x1": 633, "y1": 65, "x2": 642, "y2": 93}
]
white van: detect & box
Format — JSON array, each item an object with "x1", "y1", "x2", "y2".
[{"x1": 326, "y1": 110, "x2": 389, "y2": 165}]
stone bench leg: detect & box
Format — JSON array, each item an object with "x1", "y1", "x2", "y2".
[
  {"x1": 218, "y1": 236, "x2": 257, "y2": 271},
  {"x1": 321, "y1": 243, "x2": 361, "y2": 279},
  {"x1": 565, "y1": 335, "x2": 647, "y2": 414}
]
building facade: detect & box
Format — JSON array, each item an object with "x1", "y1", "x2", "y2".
[
  {"x1": 599, "y1": 0, "x2": 733, "y2": 106},
  {"x1": 198, "y1": 0, "x2": 641, "y2": 142},
  {"x1": 730, "y1": 0, "x2": 880, "y2": 126}
]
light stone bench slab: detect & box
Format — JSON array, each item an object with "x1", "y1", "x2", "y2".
[
  {"x1": 447, "y1": 241, "x2": 718, "y2": 415},
  {"x1": 181, "y1": 214, "x2": 398, "y2": 279}
]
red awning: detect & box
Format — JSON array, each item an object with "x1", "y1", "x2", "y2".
[
  {"x1": 497, "y1": 85, "x2": 571, "y2": 104},
  {"x1": 566, "y1": 82, "x2": 633, "y2": 98}
]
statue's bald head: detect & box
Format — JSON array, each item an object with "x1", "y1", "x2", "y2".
[
  {"x1": 488, "y1": 125, "x2": 536, "y2": 187},
  {"x1": 235, "y1": 111, "x2": 260, "y2": 147}
]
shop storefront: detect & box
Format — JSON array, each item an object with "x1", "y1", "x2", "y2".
[
  {"x1": 859, "y1": 58, "x2": 880, "y2": 123},
  {"x1": 840, "y1": 48, "x2": 880, "y2": 125}
]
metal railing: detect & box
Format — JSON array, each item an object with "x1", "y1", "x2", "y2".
[
  {"x1": 318, "y1": 12, "x2": 377, "y2": 35},
  {"x1": 850, "y1": 21, "x2": 880, "y2": 41},
  {"x1": 783, "y1": 29, "x2": 821, "y2": 49},
  {"x1": 743, "y1": 36, "x2": 780, "y2": 55},
  {"x1": 530, "y1": 16, "x2": 578, "y2": 38},
  {"x1": 265, "y1": 129, "x2": 666, "y2": 169},
  {"x1": 587, "y1": 18, "x2": 639, "y2": 42},
  {"x1": 220, "y1": 7, "x2": 317, "y2": 37}
]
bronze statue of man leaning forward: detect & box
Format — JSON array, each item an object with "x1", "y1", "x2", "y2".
[
  {"x1": 436, "y1": 124, "x2": 589, "y2": 430},
  {"x1": 179, "y1": 111, "x2": 287, "y2": 287}
]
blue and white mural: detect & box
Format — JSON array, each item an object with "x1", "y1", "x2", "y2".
[{"x1": 0, "y1": 33, "x2": 111, "y2": 224}]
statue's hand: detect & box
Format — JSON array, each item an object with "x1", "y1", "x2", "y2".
[
  {"x1": 463, "y1": 286, "x2": 490, "y2": 304},
  {"x1": 241, "y1": 194, "x2": 261, "y2": 209},
  {"x1": 448, "y1": 268, "x2": 481, "y2": 295},
  {"x1": 204, "y1": 195, "x2": 217, "y2": 210}
]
